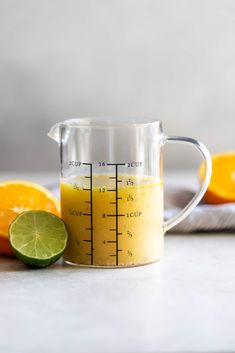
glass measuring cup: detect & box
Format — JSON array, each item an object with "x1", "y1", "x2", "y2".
[{"x1": 48, "y1": 117, "x2": 212, "y2": 268}]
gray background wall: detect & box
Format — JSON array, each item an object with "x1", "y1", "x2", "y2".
[{"x1": 0, "y1": 0, "x2": 235, "y2": 172}]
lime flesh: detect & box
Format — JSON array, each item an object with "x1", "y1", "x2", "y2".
[{"x1": 9, "y1": 211, "x2": 68, "y2": 268}]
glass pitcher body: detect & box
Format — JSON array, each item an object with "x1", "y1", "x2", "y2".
[{"x1": 48, "y1": 117, "x2": 211, "y2": 267}]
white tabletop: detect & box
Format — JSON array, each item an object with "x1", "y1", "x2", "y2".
[
  {"x1": 0, "y1": 173, "x2": 235, "y2": 353},
  {"x1": 1, "y1": 234, "x2": 235, "y2": 353}
]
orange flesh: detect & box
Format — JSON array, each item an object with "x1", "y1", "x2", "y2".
[
  {"x1": 199, "y1": 152, "x2": 235, "y2": 204},
  {"x1": 0, "y1": 181, "x2": 60, "y2": 256}
]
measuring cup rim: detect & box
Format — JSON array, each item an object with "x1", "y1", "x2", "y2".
[{"x1": 59, "y1": 117, "x2": 162, "y2": 129}]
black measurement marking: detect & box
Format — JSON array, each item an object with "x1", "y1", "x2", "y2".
[
  {"x1": 99, "y1": 162, "x2": 106, "y2": 167},
  {"x1": 90, "y1": 163, "x2": 93, "y2": 265},
  {"x1": 115, "y1": 165, "x2": 118, "y2": 265},
  {"x1": 82, "y1": 163, "x2": 94, "y2": 265},
  {"x1": 109, "y1": 202, "x2": 116, "y2": 204},
  {"x1": 69, "y1": 160, "x2": 82, "y2": 167},
  {"x1": 107, "y1": 214, "x2": 125, "y2": 217},
  {"x1": 110, "y1": 250, "x2": 122, "y2": 255},
  {"x1": 82, "y1": 162, "x2": 126, "y2": 265}
]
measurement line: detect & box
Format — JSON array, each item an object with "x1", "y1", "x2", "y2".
[
  {"x1": 110, "y1": 250, "x2": 123, "y2": 255},
  {"x1": 90, "y1": 163, "x2": 94, "y2": 265},
  {"x1": 107, "y1": 214, "x2": 125, "y2": 217},
  {"x1": 115, "y1": 164, "x2": 118, "y2": 265},
  {"x1": 97, "y1": 162, "x2": 125, "y2": 265},
  {"x1": 109, "y1": 177, "x2": 122, "y2": 183},
  {"x1": 82, "y1": 162, "x2": 94, "y2": 265}
]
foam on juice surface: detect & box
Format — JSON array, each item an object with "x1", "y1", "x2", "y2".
[{"x1": 61, "y1": 175, "x2": 163, "y2": 266}]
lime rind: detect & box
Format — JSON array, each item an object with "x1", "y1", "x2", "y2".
[{"x1": 9, "y1": 211, "x2": 68, "y2": 268}]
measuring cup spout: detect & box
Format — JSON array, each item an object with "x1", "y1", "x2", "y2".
[{"x1": 48, "y1": 122, "x2": 63, "y2": 143}]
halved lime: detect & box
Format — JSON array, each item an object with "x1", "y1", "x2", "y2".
[{"x1": 9, "y1": 211, "x2": 68, "y2": 268}]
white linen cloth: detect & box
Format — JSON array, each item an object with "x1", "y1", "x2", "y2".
[{"x1": 165, "y1": 187, "x2": 235, "y2": 233}]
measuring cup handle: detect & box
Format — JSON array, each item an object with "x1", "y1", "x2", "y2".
[{"x1": 162, "y1": 135, "x2": 212, "y2": 233}]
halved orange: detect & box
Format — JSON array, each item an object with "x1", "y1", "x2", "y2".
[
  {"x1": 199, "y1": 152, "x2": 235, "y2": 204},
  {"x1": 0, "y1": 180, "x2": 60, "y2": 256}
]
